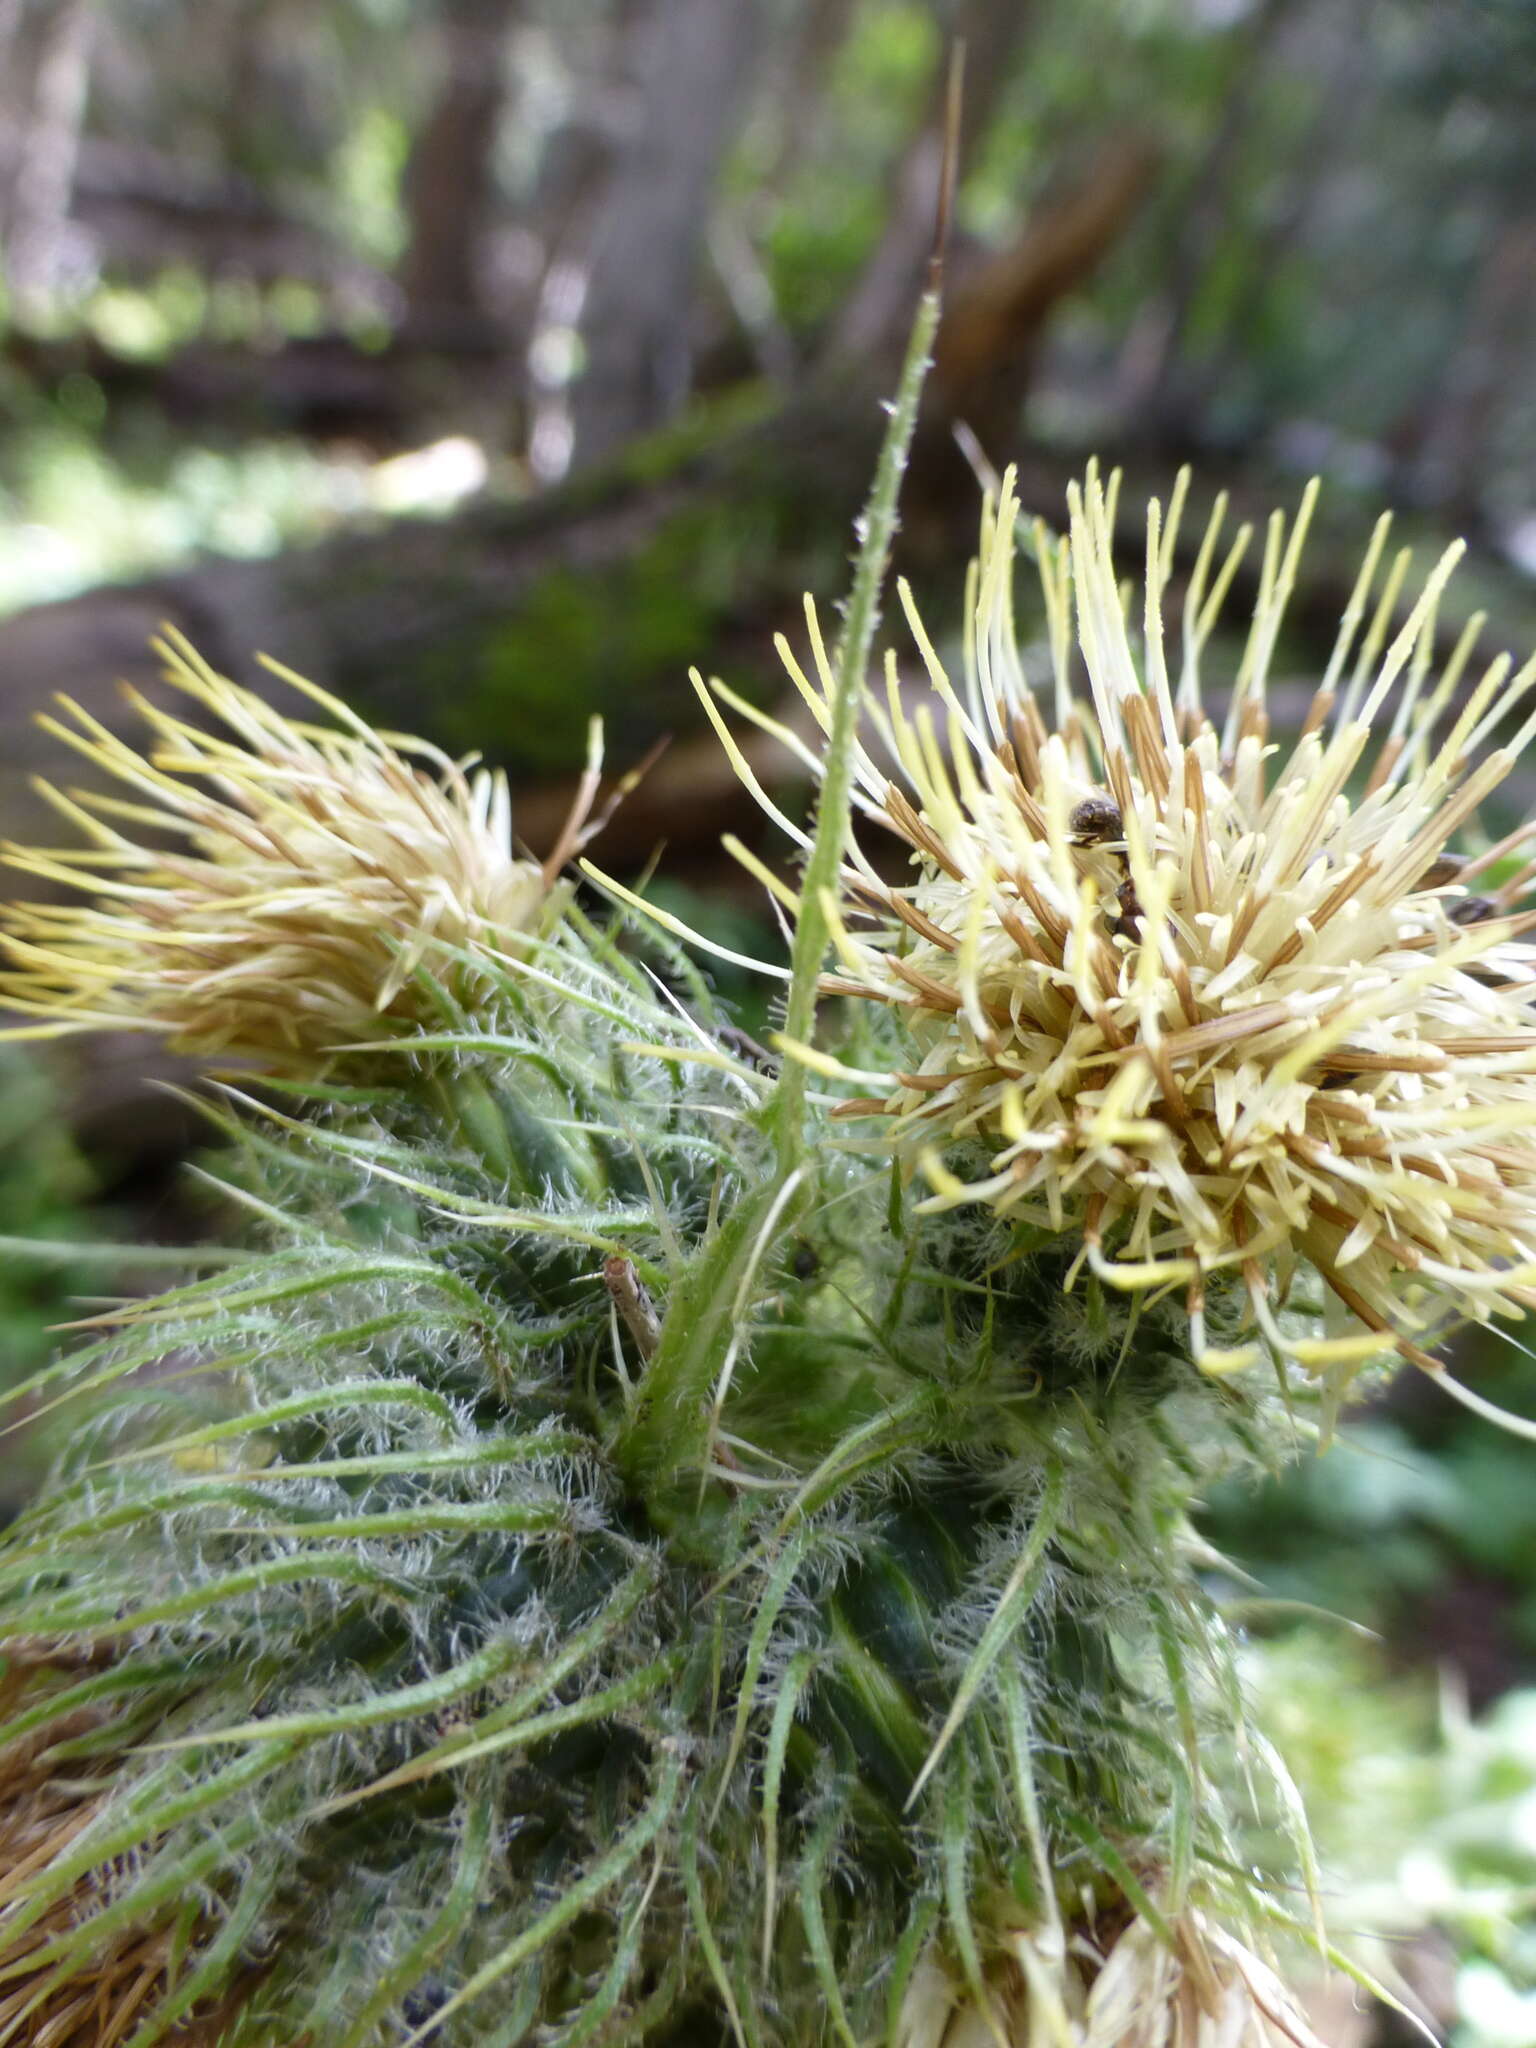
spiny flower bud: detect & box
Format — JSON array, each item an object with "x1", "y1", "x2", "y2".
[
  {"x1": 0, "y1": 632, "x2": 600, "y2": 1073},
  {"x1": 710, "y1": 465, "x2": 1536, "y2": 1398},
  {"x1": 899, "y1": 1909, "x2": 1328, "y2": 2048}
]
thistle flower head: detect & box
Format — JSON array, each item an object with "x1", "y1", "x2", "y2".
[
  {"x1": 719, "y1": 467, "x2": 1536, "y2": 1388},
  {"x1": 0, "y1": 633, "x2": 594, "y2": 1072},
  {"x1": 899, "y1": 1909, "x2": 1330, "y2": 2048}
]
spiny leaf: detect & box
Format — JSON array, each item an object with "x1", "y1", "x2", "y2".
[{"x1": 907, "y1": 1459, "x2": 1064, "y2": 1808}]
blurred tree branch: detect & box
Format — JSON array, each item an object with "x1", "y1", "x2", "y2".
[
  {"x1": 1112, "y1": 0, "x2": 1300, "y2": 438},
  {"x1": 1408, "y1": 208, "x2": 1536, "y2": 523},
  {"x1": 0, "y1": 137, "x2": 1354, "y2": 895},
  {"x1": 827, "y1": 0, "x2": 1037, "y2": 368},
  {"x1": 561, "y1": 0, "x2": 762, "y2": 473},
  {"x1": 2, "y1": 0, "x2": 97, "y2": 308},
  {"x1": 398, "y1": 0, "x2": 520, "y2": 340}
]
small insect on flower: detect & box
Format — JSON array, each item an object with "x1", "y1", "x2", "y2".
[
  {"x1": 1069, "y1": 794, "x2": 1124, "y2": 845},
  {"x1": 702, "y1": 463, "x2": 1536, "y2": 1408},
  {"x1": 0, "y1": 633, "x2": 609, "y2": 1073}
]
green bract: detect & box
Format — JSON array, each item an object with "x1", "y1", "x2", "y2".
[{"x1": 0, "y1": 907, "x2": 1343, "y2": 2048}]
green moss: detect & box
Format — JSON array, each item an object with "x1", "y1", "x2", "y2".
[{"x1": 436, "y1": 482, "x2": 844, "y2": 772}]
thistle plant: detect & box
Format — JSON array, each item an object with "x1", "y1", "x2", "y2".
[{"x1": 2, "y1": 298, "x2": 1535, "y2": 2048}]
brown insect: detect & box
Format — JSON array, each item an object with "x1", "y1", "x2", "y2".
[
  {"x1": 1110, "y1": 876, "x2": 1143, "y2": 941},
  {"x1": 1450, "y1": 894, "x2": 1500, "y2": 926},
  {"x1": 1417, "y1": 853, "x2": 1466, "y2": 889},
  {"x1": 1067, "y1": 795, "x2": 1141, "y2": 942},
  {"x1": 1070, "y1": 795, "x2": 1123, "y2": 845}
]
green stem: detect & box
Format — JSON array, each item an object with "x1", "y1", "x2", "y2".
[
  {"x1": 614, "y1": 291, "x2": 941, "y2": 1503},
  {"x1": 769, "y1": 286, "x2": 941, "y2": 1174}
]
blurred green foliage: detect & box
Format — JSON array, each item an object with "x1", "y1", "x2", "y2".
[
  {"x1": 1247, "y1": 1633, "x2": 1536, "y2": 2048},
  {"x1": 4, "y1": 0, "x2": 1535, "y2": 614},
  {"x1": 0, "y1": 408, "x2": 369, "y2": 611},
  {"x1": 0, "y1": 1049, "x2": 98, "y2": 1499},
  {"x1": 742, "y1": 0, "x2": 938, "y2": 334},
  {"x1": 1204, "y1": 1362, "x2": 1536, "y2": 1666},
  {"x1": 1202, "y1": 1299, "x2": 1536, "y2": 2040}
]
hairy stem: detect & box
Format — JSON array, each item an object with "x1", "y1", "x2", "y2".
[{"x1": 769, "y1": 285, "x2": 941, "y2": 1172}]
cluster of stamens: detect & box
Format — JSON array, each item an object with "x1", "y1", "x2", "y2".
[{"x1": 707, "y1": 466, "x2": 1536, "y2": 1394}]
